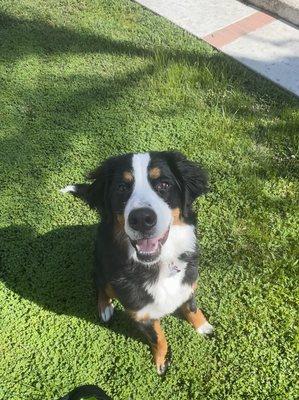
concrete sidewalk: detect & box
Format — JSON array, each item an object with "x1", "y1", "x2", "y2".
[
  {"x1": 245, "y1": 0, "x2": 299, "y2": 27},
  {"x1": 135, "y1": 0, "x2": 299, "y2": 97}
]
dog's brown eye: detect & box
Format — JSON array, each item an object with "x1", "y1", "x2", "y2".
[
  {"x1": 155, "y1": 182, "x2": 170, "y2": 192},
  {"x1": 117, "y1": 182, "x2": 130, "y2": 193}
]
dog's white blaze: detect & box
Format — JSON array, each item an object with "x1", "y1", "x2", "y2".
[
  {"x1": 124, "y1": 153, "x2": 172, "y2": 240},
  {"x1": 136, "y1": 224, "x2": 196, "y2": 320}
]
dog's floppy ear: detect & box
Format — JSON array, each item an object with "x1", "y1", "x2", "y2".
[
  {"x1": 164, "y1": 151, "x2": 208, "y2": 217},
  {"x1": 60, "y1": 161, "x2": 110, "y2": 215}
]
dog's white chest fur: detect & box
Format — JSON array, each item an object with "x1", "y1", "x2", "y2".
[
  {"x1": 136, "y1": 260, "x2": 193, "y2": 320},
  {"x1": 136, "y1": 224, "x2": 196, "y2": 320}
]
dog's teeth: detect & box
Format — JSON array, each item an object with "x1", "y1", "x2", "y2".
[{"x1": 138, "y1": 251, "x2": 155, "y2": 255}]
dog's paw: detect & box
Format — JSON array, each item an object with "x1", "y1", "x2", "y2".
[
  {"x1": 156, "y1": 346, "x2": 172, "y2": 376},
  {"x1": 100, "y1": 304, "x2": 114, "y2": 323},
  {"x1": 157, "y1": 362, "x2": 168, "y2": 376},
  {"x1": 197, "y1": 321, "x2": 214, "y2": 336},
  {"x1": 156, "y1": 358, "x2": 171, "y2": 376}
]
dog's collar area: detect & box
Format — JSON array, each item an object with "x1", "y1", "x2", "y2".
[{"x1": 168, "y1": 262, "x2": 181, "y2": 276}]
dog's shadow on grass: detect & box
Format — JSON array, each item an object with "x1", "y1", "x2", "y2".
[{"x1": 0, "y1": 224, "x2": 145, "y2": 343}]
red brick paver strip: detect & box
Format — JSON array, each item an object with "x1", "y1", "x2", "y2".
[{"x1": 203, "y1": 11, "x2": 274, "y2": 49}]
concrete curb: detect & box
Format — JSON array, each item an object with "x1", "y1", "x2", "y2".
[{"x1": 244, "y1": 0, "x2": 299, "y2": 26}]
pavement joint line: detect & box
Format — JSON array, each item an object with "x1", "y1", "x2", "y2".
[{"x1": 203, "y1": 11, "x2": 275, "y2": 49}]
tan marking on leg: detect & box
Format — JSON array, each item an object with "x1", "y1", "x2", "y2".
[
  {"x1": 98, "y1": 286, "x2": 116, "y2": 323},
  {"x1": 171, "y1": 207, "x2": 185, "y2": 225},
  {"x1": 97, "y1": 289, "x2": 112, "y2": 315},
  {"x1": 181, "y1": 303, "x2": 208, "y2": 330},
  {"x1": 151, "y1": 320, "x2": 168, "y2": 372},
  {"x1": 105, "y1": 283, "x2": 117, "y2": 299},
  {"x1": 123, "y1": 171, "x2": 133, "y2": 182},
  {"x1": 149, "y1": 167, "x2": 161, "y2": 179},
  {"x1": 132, "y1": 318, "x2": 170, "y2": 374},
  {"x1": 128, "y1": 311, "x2": 150, "y2": 322}
]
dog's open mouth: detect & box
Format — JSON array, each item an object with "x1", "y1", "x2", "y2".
[{"x1": 131, "y1": 228, "x2": 169, "y2": 262}]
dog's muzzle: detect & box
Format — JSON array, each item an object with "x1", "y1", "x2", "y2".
[
  {"x1": 128, "y1": 207, "x2": 169, "y2": 262},
  {"x1": 130, "y1": 228, "x2": 170, "y2": 263},
  {"x1": 128, "y1": 207, "x2": 157, "y2": 233}
]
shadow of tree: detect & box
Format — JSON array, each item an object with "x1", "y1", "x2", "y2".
[
  {"x1": 0, "y1": 224, "x2": 97, "y2": 320},
  {"x1": 1, "y1": 10, "x2": 297, "y2": 200},
  {"x1": 1, "y1": 10, "x2": 295, "y2": 105},
  {"x1": 0, "y1": 224, "x2": 148, "y2": 342}
]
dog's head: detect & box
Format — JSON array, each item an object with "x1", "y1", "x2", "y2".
[{"x1": 62, "y1": 151, "x2": 208, "y2": 263}]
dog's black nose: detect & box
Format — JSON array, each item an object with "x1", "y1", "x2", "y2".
[{"x1": 128, "y1": 208, "x2": 157, "y2": 232}]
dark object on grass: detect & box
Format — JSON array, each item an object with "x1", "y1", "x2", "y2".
[{"x1": 59, "y1": 384, "x2": 112, "y2": 400}]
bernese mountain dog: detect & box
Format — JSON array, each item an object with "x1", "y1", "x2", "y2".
[{"x1": 61, "y1": 151, "x2": 213, "y2": 375}]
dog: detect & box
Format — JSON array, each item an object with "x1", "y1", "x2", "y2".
[{"x1": 61, "y1": 151, "x2": 213, "y2": 375}]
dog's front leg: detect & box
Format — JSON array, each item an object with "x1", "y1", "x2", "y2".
[
  {"x1": 97, "y1": 284, "x2": 116, "y2": 323},
  {"x1": 181, "y1": 294, "x2": 214, "y2": 335},
  {"x1": 137, "y1": 319, "x2": 170, "y2": 375}
]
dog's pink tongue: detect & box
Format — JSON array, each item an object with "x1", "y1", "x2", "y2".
[{"x1": 136, "y1": 238, "x2": 159, "y2": 253}]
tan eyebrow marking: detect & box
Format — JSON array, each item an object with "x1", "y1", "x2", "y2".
[
  {"x1": 149, "y1": 167, "x2": 161, "y2": 179},
  {"x1": 123, "y1": 171, "x2": 133, "y2": 182}
]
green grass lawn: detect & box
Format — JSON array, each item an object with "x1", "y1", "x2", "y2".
[{"x1": 0, "y1": 0, "x2": 298, "y2": 399}]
